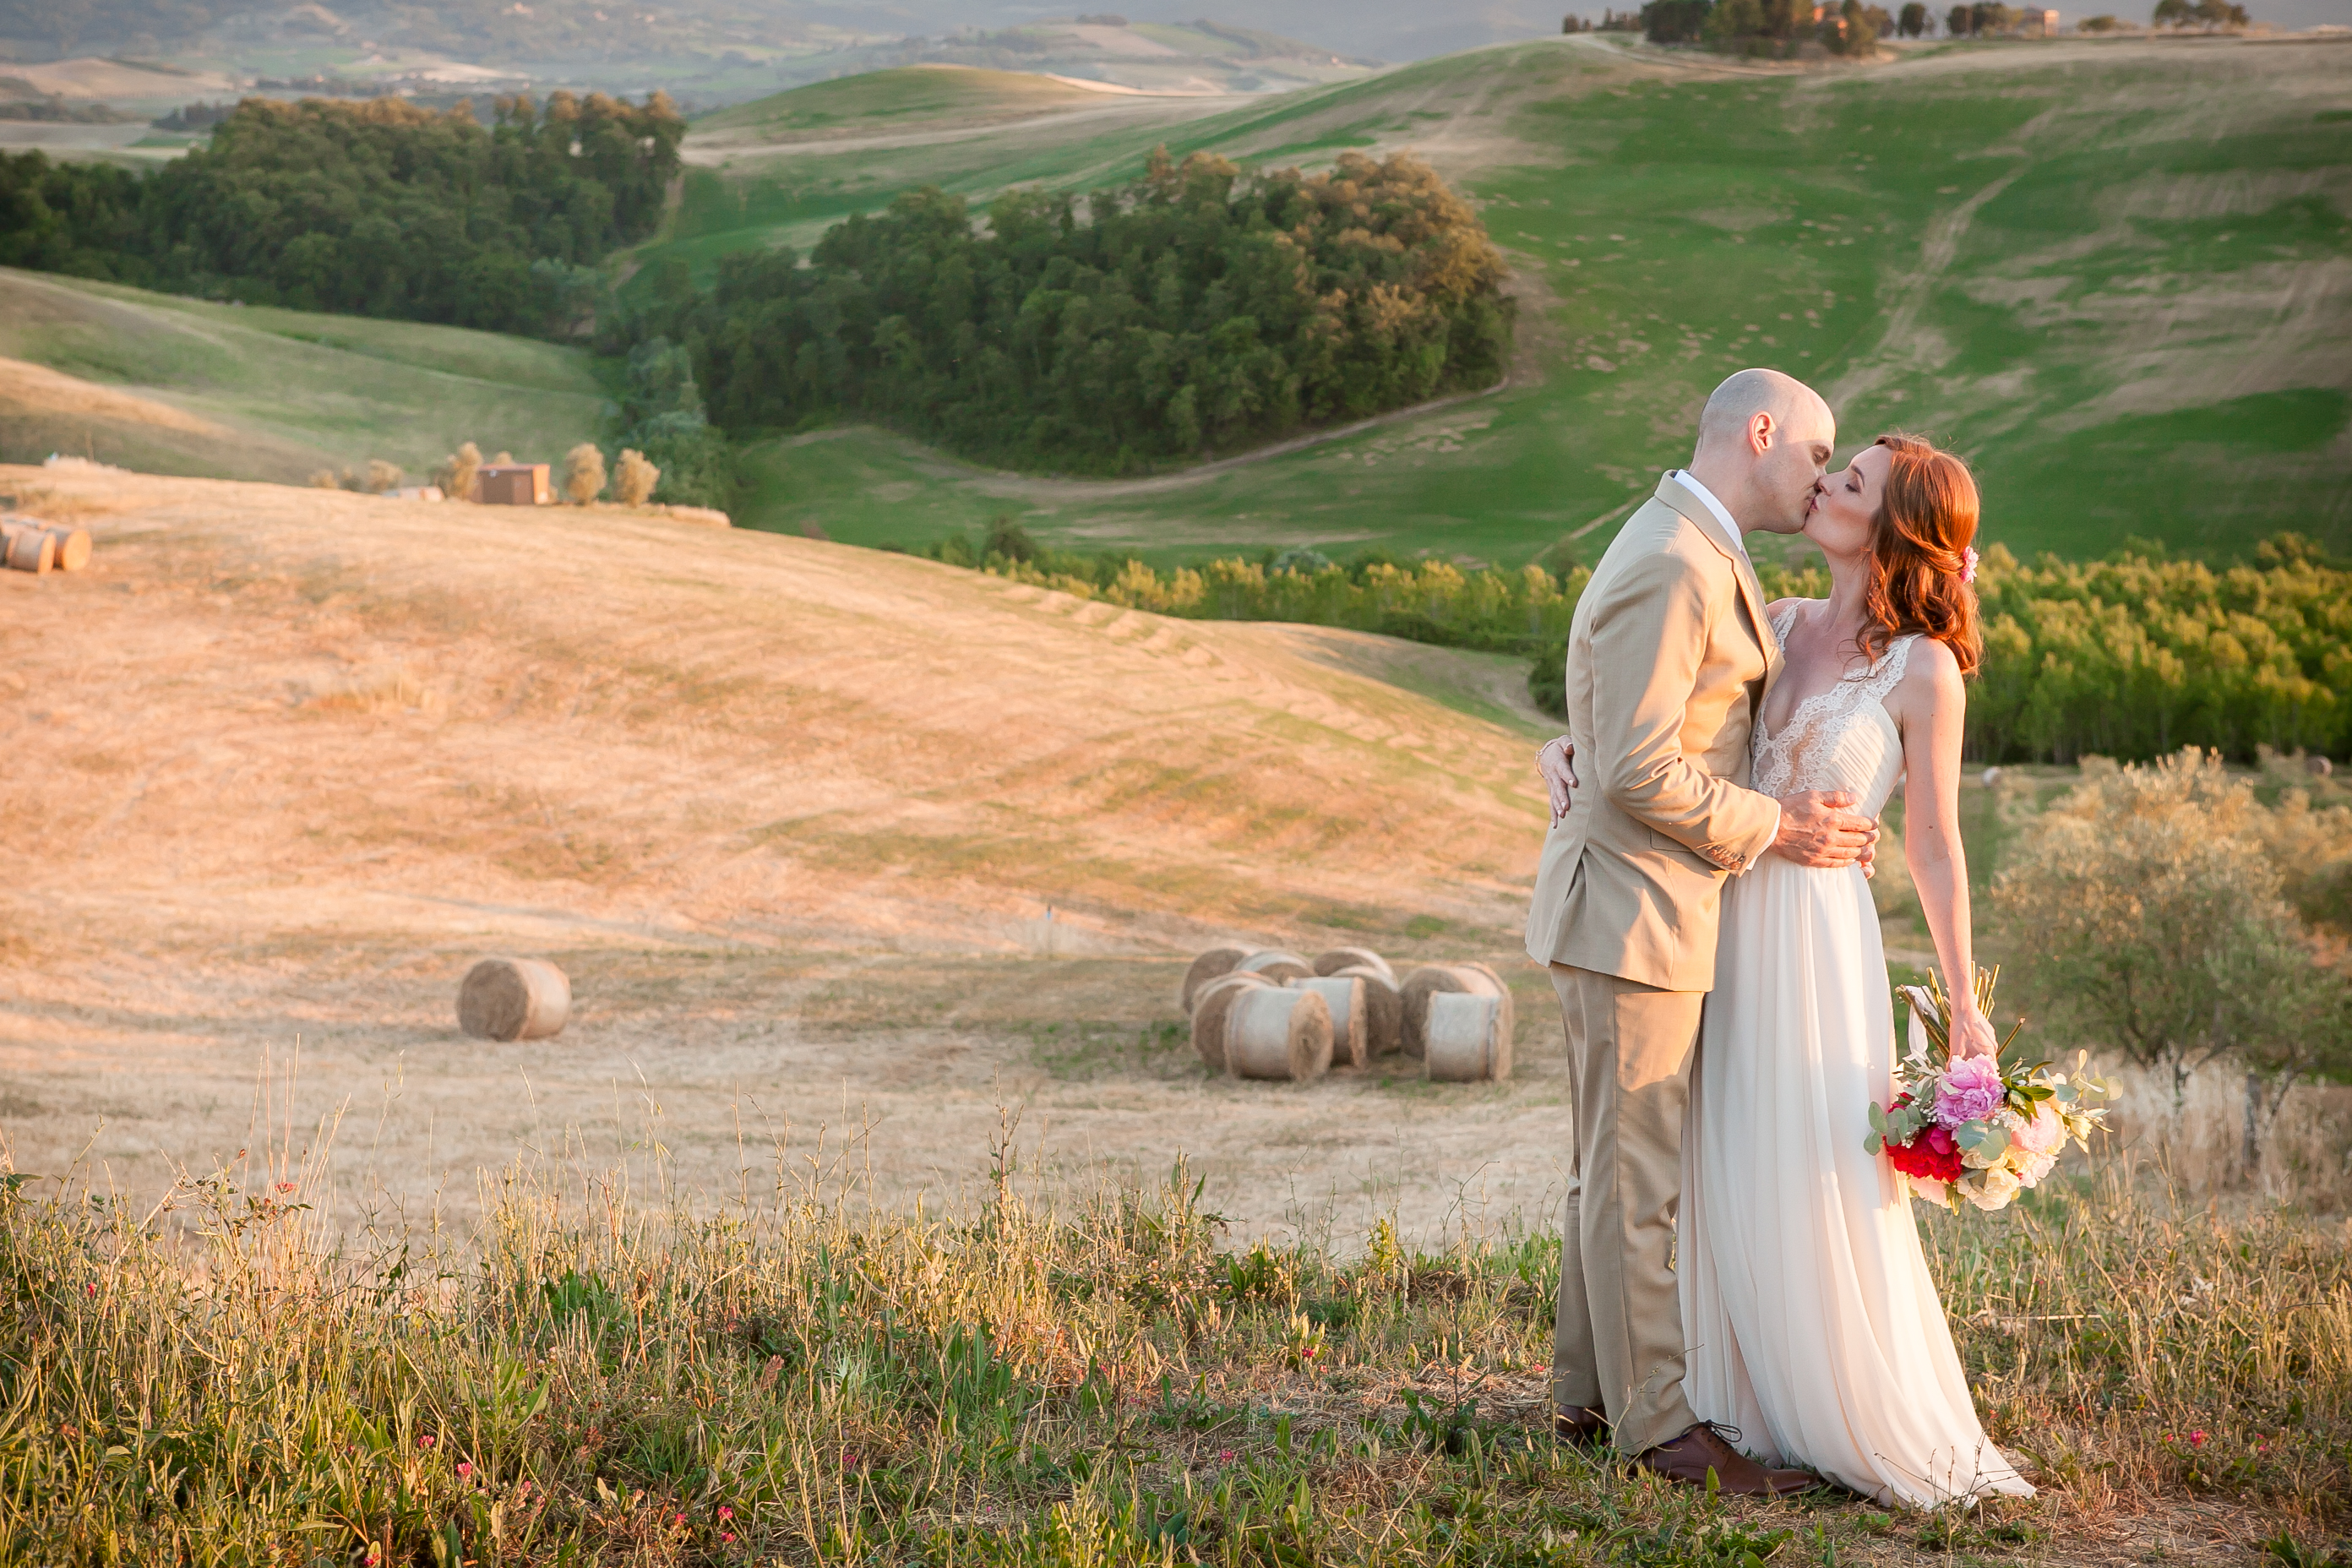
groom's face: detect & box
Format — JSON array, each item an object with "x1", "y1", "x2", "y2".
[{"x1": 1750, "y1": 404, "x2": 1838, "y2": 536}]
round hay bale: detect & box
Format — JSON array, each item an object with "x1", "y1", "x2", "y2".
[
  {"x1": 3, "y1": 525, "x2": 54, "y2": 574},
  {"x1": 1190, "y1": 970, "x2": 1271, "y2": 1070},
  {"x1": 44, "y1": 526, "x2": 91, "y2": 572},
  {"x1": 1235, "y1": 949, "x2": 1313, "y2": 984},
  {"x1": 1398, "y1": 962, "x2": 1514, "y2": 1059},
  {"x1": 457, "y1": 956, "x2": 571, "y2": 1042},
  {"x1": 1424, "y1": 992, "x2": 1509, "y2": 1082},
  {"x1": 1333, "y1": 964, "x2": 1404, "y2": 1057},
  {"x1": 1180, "y1": 945, "x2": 1250, "y2": 1015},
  {"x1": 1312, "y1": 946, "x2": 1391, "y2": 983},
  {"x1": 1225, "y1": 986, "x2": 1332, "y2": 1082},
  {"x1": 1288, "y1": 975, "x2": 1366, "y2": 1069}
]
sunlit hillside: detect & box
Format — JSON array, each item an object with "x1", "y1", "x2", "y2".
[{"x1": 0, "y1": 270, "x2": 609, "y2": 482}]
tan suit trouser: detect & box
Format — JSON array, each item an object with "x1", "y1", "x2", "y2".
[{"x1": 1549, "y1": 962, "x2": 1702, "y2": 1455}]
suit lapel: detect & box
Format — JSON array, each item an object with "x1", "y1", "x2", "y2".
[{"x1": 1652, "y1": 473, "x2": 1783, "y2": 683}]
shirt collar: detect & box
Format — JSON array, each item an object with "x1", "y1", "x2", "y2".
[{"x1": 1669, "y1": 470, "x2": 1748, "y2": 560}]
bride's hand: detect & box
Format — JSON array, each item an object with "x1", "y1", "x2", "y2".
[
  {"x1": 1947, "y1": 1004, "x2": 1999, "y2": 1062},
  {"x1": 1538, "y1": 737, "x2": 1579, "y2": 824}
]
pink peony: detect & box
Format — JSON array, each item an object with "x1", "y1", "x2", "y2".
[
  {"x1": 2011, "y1": 1100, "x2": 2066, "y2": 1156},
  {"x1": 1932, "y1": 1054, "x2": 2006, "y2": 1128}
]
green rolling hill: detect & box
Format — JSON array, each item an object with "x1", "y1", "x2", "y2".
[
  {"x1": 3, "y1": 37, "x2": 2346, "y2": 566},
  {"x1": 648, "y1": 36, "x2": 2352, "y2": 565},
  {"x1": 0, "y1": 270, "x2": 612, "y2": 482}
]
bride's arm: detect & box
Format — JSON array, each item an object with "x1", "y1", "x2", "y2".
[{"x1": 1894, "y1": 639, "x2": 1999, "y2": 1060}]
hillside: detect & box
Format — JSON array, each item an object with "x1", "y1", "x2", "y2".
[
  {"x1": 0, "y1": 269, "x2": 610, "y2": 481},
  {"x1": 644, "y1": 34, "x2": 2352, "y2": 564},
  {"x1": 0, "y1": 464, "x2": 1557, "y2": 1232}
]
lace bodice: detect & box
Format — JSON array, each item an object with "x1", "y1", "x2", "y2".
[{"x1": 1751, "y1": 605, "x2": 1915, "y2": 815}]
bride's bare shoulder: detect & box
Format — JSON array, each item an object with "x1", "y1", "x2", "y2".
[
  {"x1": 1765, "y1": 596, "x2": 1821, "y2": 619},
  {"x1": 1894, "y1": 634, "x2": 1966, "y2": 707}
]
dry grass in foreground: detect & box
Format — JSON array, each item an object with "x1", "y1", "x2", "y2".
[{"x1": 4, "y1": 1132, "x2": 2346, "y2": 1567}]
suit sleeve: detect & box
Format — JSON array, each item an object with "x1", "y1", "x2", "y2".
[{"x1": 1587, "y1": 547, "x2": 1781, "y2": 872}]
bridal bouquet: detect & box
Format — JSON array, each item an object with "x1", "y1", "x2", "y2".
[{"x1": 1865, "y1": 969, "x2": 2116, "y2": 1213}]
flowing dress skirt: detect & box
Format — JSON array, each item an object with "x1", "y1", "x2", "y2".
[{"x1": 1680, "y1": 852, "x2": 2034, "y2": 1508}]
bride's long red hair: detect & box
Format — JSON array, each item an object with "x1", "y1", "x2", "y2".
[{"x1": 1861, "y1": 433, "x2": 1983, "y2": 676}]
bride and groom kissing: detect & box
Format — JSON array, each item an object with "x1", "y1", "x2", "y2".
[{"x1": 1525, "y1": 368, "x2": 2027, "y2": 1509}]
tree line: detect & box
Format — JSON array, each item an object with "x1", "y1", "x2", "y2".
[
  {"x1": 906, "y1": 525, "x2": 2350, "y2": 767},
  {"x1": 0, "y1": 90, "x2": 683, "y2": 335},
  {"x1": 618, "y1": 148, "x2": 1513, "y2": 476}
]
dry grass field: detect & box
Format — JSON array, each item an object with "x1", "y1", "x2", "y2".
[
  {"x1": 0, "y1": 462, "x2": 1571, "y2": 1243},
  {"x1": 4, "y1": 466, "x2": 2347, "y2": 1565}
]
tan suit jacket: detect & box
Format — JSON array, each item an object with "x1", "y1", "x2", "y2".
[{"x1": 1523, "y1": 473, "x2": 1783, "y2": 993}]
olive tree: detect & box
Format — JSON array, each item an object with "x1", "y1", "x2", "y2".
[{"x1": 1995, "y1": 749, "x2": 2352, "y2": 1173}]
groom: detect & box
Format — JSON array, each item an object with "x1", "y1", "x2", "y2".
[{"x1": 1526, "y1": 368, "x2": 1876, "y2": 1494}]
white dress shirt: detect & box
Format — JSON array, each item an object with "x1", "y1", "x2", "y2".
[{"x1": 1669, "y1": 469, "x2": 1750, "y2": 560}]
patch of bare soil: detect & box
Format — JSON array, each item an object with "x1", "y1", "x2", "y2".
[{"x1": 0, "y1": 466, "x2": 1563, "y2": 1244}]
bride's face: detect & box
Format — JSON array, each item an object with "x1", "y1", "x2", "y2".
[{"x1": 1804, "y1": 445, "x2": 1890, "y2": 559}]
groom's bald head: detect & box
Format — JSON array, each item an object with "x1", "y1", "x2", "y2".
[
  {"x1": 1687, "y1": 368, "x2": 1837, "y2": 536},
  {"x1": 1696, "y1": 368, "x2": 1832, "y2": 460}
]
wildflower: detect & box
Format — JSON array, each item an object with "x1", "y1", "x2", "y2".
[
  {"x1": 718, "y1": 1506, "x2": 733, "y2": 1520},
  {"x1": 1219, "y1": 1450, "x2": 1235, "y2": 1462},
  {"x1": 457, "y1": 1462, "x2": 473, "y2": 1477},
  {"x1": 275, "y1": 1181, "x2": 297, "y2": 1194},
  {"x1": 2190, "y1": 1430, "x2": 2208, "y2": 1447},
  {"x1": 417, "y1": 1435, "x2": 435, "y2": 1449},
  {"x1": 723, "y1": 1533, "x2": 737, "y2": 1544}
]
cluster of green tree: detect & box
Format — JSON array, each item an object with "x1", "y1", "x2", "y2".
[
  {"x1": 1641, "y1": 0, "x2": 1886, "y2": 54},
  {"x1": 1523, "y1": 535, "x2": 2352, "y2": 764},
  {"x1": 2152, "y1": 0, "x2": 2249, "y2": 28},
  {"x1": 1968, "y1": 537, "x2": 2351, "y2": 765},
  {"x1": 0, "y1": 91, "x2": 682, "y2": 335},
  {"x1": 904, "y1": 517, "x2": 1588, "y2": 656},
  {"x1": 635, "y1": 149, "x2": 1511, "y2": 476},
  {"x1": 1997, "y1": 749, "x2": 2352, "y2": 1176}
]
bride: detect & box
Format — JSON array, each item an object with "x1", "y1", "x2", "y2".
[{"x1": 1544, "y1": 433, "x2": 2032, "y2": 1508}]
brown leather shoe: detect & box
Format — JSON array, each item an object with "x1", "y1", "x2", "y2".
[
  {"x1": 1637, "y1": 1423, "x2": 1819, "y2": 1497},
  {"x1": 1553, "y1": 1405, "x2": 1609, "y2": 1445}
]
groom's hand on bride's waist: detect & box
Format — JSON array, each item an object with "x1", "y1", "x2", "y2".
[{"x1": 1773, "y1": 791, "x2": 1879, "y2": 871}]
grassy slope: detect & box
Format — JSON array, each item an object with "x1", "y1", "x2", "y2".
[
  {"x1": 0, "y1": 269, "x2": 612, "y2": 482},
  {"x1": 660, "y1": 37, "x2": 2352, "y2": 564},
  {"x1": 694, "y1": 65, "x2": 1110, "y2": 136}
]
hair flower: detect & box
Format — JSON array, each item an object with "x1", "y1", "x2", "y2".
[{"x1": 1961, "y1": 545, "x2": 1979, "y2": 585}]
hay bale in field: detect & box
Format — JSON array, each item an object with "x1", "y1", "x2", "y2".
[
  {"x1": 1287, "y1": 974, "x2": 1366, "y2": 1069},
  {"x1": 1224, "y1": 986, "x2": 1332, "y2": 1082},
  {"x1": 1234, "y1": 949, "x2": 1313, "y2": 984},
  {"x1": 4, "y1": 519, "x2": 88, "y2": 572},
  {"x1": 1312, "y1": 946, "x2": 1392, "y2": 983},
  {"x1": 3, "y1": 523, "x2": 54, "y2": 574},
  {"x1": 1332, "y1": 964, "x2": 1404, "y2": 1057},
  {"x1": 1190, "y1": 970, "x2": 1271, "y2": 1070},
  {"x1": 45, "y1": 525, "x2": 91, "y2": 572},
  {"x1": 1424, "y1": 992, "x2": 1510, "y2": 1081},
  {"x1": 1398, "y1": 962, "x2": 1514, "y2": 1059},
  {"x1": 1180, "y1": 945, "x2": 1250, "y2": 1015},
  {"x1": 457, "y1": 956, "x2": 571, "y2": 1042}
]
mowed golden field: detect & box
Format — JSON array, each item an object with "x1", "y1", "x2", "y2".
[{"x1": 0, "y1": 464, "x2": 1573, "y2": 1240}]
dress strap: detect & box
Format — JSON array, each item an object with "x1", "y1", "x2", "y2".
[{"x1": 1770, "y1": 602, "x2": 1804, "y2": 644}]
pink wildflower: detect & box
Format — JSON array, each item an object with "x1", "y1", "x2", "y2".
[
  {"x1": 1219, "y1": 1450, "x2": 1235, "y2": 1462},
  {"x1": 417, "y1": 1435, "x2": 435, "y2": 1449},
  {"x1": 276, "y1": 1182, "x2": 297, "y2": 1194},
  {"x1": 456, "y1": 1462, "x2": 473, "y2": 1477},
  {"x1": 718, "y1": 1506, "x2": 733, "y2": 1520},
  {"x1": 2190, "y1": 1430, "x2": 2208, "y2": 1447},
  {"x1": 1932, "y1": 1055, "x2": 2005, "y2": 1127},
  {"x1": 723, "y1": 1533, "x2": 736, "y2": 1544}
]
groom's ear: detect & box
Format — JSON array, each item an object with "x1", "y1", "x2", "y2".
[{"x1": 1748, "y1": 410, "x2": 1778, "y2": 454}]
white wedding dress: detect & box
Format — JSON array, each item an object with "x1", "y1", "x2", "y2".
[{"x1": 1679, "y1": 609, "x2": 2033, "y2": 1509}]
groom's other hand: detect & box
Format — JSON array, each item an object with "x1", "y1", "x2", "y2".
[
  {"x1": 1772, "y1": 790, "x2": 1879, "y2": 868},
  {"x1": 1538, "y1": 737, "x2": 1580, "y2": 823}
]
